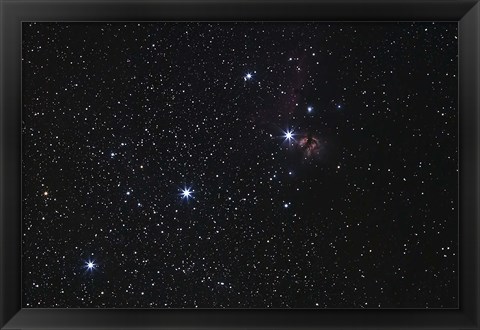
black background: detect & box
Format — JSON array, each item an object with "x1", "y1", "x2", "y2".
[{"x1": 22, "y1": 22, "x2": 458, "y2": 308}]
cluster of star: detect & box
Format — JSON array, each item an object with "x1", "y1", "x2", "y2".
[{"x1": 22, "y1": 22, "x2": 458, "y2": 309}]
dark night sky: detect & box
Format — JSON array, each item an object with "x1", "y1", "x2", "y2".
[{"x1": 22, "y1": 22, "x2": 458, "y2": 308}]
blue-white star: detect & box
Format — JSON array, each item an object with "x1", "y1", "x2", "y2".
[
  {"x1": 85, "y1": 260, "x2": 96, "y2": 271},
  {"x1": 282, "y1": 128, "x2": 295, "y2": 143},
  {"x1": 244, "y1": 73, "x2": 253, "y2": 81},
  {"x1": 180, "y1": 187, "x2": 193, "y2": 200},
  {"x1": 307, "y1": 106, "x2": 313, "y2": 113}
]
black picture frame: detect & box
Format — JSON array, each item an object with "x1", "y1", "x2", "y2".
[{"x1": 1, "y1": 0, "x2": 479, "y2": 329}]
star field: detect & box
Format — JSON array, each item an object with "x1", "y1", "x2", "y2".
[{"x1": 22, "y1": 22, "x2": 458, "y2": 308}]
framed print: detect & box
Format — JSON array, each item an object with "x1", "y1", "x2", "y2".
[{"x1": 1, "y1": 0, "x2": 479, "y2": 329}]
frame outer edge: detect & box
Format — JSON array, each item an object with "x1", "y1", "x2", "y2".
[
  {"x1": 459, "y1": 1, "x2": 480, "y2": 328},
  {"x1": 1, "y1": 0, "x2": 23, "y2": 329},
  {"x1": 1, "y1": 1, "x2": 480, "y2": 330},
  {"x1": 475, "y1": 2, "x2": 479, "y2": 328},
  {"x1": 1, "y1": 0, "x2": 6, "y2": 328}
]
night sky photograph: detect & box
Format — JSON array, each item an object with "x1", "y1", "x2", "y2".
[{"x1": 22, "y1": 22, "x2": 458, "y2": 308}]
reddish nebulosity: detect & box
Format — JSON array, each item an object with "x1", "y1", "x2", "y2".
[
  {"x1": 298, "y1": 134, "x2": 322, "y2": 158},
  {"x1": 252, "y1": 51, "x2": 309, "y2": 126},
  {"x1": 280, "y1": 52, "x2": 309, "y2": 117}
]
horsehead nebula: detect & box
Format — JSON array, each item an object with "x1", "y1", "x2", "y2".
[{"x1": 298, "y1": 133, "x2": 324, "y2": 159}]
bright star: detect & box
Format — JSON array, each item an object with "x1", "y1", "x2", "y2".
[
  {"x1": 244, "y1": 73, "x2": 253, "y2": 81},
  {"x1": 85, "y1": 260, "x2": 96, "y2": 271},
  {"x1": 282, "y1": 128, "x2": 295, "y2": 143},
  {"x1": 307, "y1": 106, "x2": 313, "y2": 113},
  {"x1": 180, "y1": 187, "x2": 193, "y2": 200}
]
